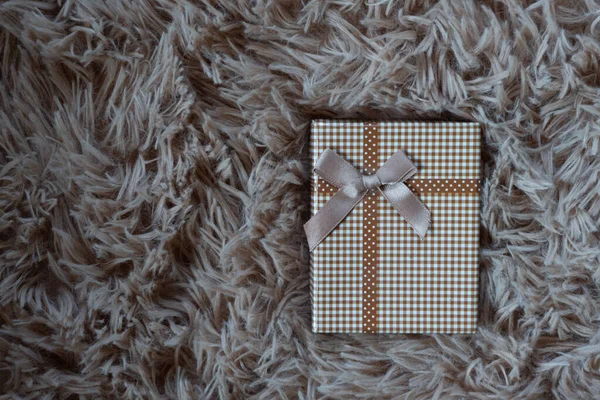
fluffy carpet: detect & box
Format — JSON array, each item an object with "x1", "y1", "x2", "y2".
[{"x1": 2, "y1": 0, "x2": 600, "y2": 398}]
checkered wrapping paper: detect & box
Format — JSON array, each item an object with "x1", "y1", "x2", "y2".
[{"x1": 310, "y1": 120, "x2": 481, "y2": 334}]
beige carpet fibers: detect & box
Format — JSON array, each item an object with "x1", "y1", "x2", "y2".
[{"x1": 2, "y1": 0, "x2": 600, "y2": 398}]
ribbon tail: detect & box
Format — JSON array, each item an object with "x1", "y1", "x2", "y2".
[
  {"x1": 304, "y1": 187, "x2": 366, "y2": 251},
  {"x1": 381, "y1": 182, "x2": 430, "y2": 238}
]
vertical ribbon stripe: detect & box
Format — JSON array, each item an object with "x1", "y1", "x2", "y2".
[{"x1": 362, "y1": 122, "x2": 379, "y2": 333}]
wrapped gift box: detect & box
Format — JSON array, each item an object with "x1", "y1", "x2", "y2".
[{"x1": 308, "y1": 120, "x2": 481, "y2": 334}]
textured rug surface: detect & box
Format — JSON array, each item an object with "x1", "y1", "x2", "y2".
[{"x1": 2, "y1": 0, "x2": 600, "y2": 398}]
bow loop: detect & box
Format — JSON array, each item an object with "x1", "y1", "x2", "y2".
[
  {"x1": 305, "y1": 149, "x2": 430, "y2": 251},
  {"x1": 377, "y1": 150, "x2": 418, "y2": 183}
]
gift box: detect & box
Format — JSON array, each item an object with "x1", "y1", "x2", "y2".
[{"x1": 307, "y1": 120, "x2": 480, "y2": 334}]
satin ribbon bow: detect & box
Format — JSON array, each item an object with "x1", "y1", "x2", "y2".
[{"x1": 305, "y1": 149, "x2": 430, "y2": 251}]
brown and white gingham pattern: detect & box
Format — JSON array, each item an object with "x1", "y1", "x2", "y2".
[
  {"x1": 377, "y1": 122, "x2": 480, "y2": 179},
  {"x1": 311, "y1": 121, "x2": 364, "y2": 333},
  {"x1": 378, "y1": 194, "x2": 479, "y2": 333},
  {"x1": 310, "y1": 120, "x2": 480, "y2": 334}
]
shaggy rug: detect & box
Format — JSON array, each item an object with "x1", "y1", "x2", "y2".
[{"x1": 2, "y1": 0, "x2": 600, "y2": 398}]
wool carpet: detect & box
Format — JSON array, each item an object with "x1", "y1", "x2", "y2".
[{"x1": 2, "y1": 0, "x2": 600, "y2": 398}]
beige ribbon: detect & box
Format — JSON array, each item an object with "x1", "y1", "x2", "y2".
[{"x1": 305, "y1": 149, "x2": 430, "y2": 251}]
